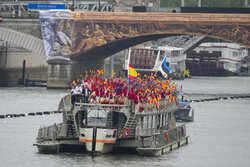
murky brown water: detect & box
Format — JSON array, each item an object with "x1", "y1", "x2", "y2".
[{"x1": 1, "y1": 77, "x2": 250, "y2": 167}]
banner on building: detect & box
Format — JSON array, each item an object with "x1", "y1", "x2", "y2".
[{"x1": 28, "y1": 4, "x2": 66, "y2": 10}]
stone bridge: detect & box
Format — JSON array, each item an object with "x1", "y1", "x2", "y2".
[
  {"x1": 46, "y1": 11, "x2": 250, "y2": 62},
  {"x1": 1, "y1": 11, "x2": 250, "y2": 88},
  {"x1": 0, "y1": 19, "x2": 44, "y2": 57},
  {"x1": 37, "y1": 11, "x2": 250, "y2": 88}
]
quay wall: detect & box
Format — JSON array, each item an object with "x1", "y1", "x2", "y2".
[
  {"x1": 0, "y1": 49, "x2": 48, "y2": 86},
  {"x1": 0, "y1": 67, "x2": 47, "y2": 86},
  {"x1": 0, "y1": 49, "x2": 47, "y2": 69}
]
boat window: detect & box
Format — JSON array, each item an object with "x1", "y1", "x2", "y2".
[
  {"x1": 168, "y1": 113, "x2": 171, "y2": 125},
  {"x1": 166, "y1": 52, "x2": 170, "y2": 58},
  {"x1": 148, "y1": 115, "x2": 152, "y2": 129},
  {"x1": 152, "y1": 115, "x2": 156, "y2": 129},
  {"x1": 87, "y1": 109, "x2": 108, "y2": 127},
  {"x1": 172, "y1": 51, "x2": 179, "y2": 57},
  {"x1": 143, "y1": 116, "x2": 148, "y2": 130},
  {"x1": 162, "y1": 114, "x2": 165, "y2": 127},
  {"x1": 159, "y1": 51, "x2": 165, "y2": 61},
  {"x1": 141, "y1": 117, "x2": 143, "y2": 130},
  {"x1": 232, "y1": 51, "x2": 238, "y2": 57},
  {"x1": 165, "y1": 114, "x2": 168, "y2": 126},
  {"x1": 154, "y1": 50, "x2": 158, "y2": 56},
  {"x1": 159, "y1": 114, "x2": 162, "y2": 127},
  {"x1": 163, "y1": 114, "x2": 166, "y2": 127}
]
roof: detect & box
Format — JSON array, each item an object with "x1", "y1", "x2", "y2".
[{"x1": 134, "y1": 45, "x2": 183, "y2": 51}]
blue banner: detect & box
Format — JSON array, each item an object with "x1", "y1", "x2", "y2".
[{"x1": 28, "y1": 3, "x2": 66, "y2": 10}]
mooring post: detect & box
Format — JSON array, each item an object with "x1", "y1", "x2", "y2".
[{"x1": 22, "y1": 60, "x2": 26, "y2": 85}]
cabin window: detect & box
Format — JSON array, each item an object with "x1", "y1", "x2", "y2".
[
  {"x1": 143, "y1": 116, "x2": 148, "y2": 130},
  {"x1": 152, "y1": 115, "x2": 156, "y2": 129},
  {"x1": 162, "y1": 114, "x2": 165, "y2": 127},
  {"x1": 172, "y1": 51, "x2": 179, "y2": 57},
  {"x1": 87, "y1": 109, "x2": 108, "y2": 127},
  {"x1": 157, "y1": 115, "x2": 160, "y2": 129},
  {"x1": 148, "y1": 115, "x2": 152, "y2": 130},
  {"x1": 165, "y1": 114, "x2": 167, "y2": 126},
  {"x1": 141, "y1": 117, "x2": 143, "y2": 129},
  {"x1": 160, "y1": 114, "x2": 163, "y2": 127},
  {"x1": 168, "y1": 113, "x2": 171, "y2": 126},
  {"x1": 154, "y1": 50, "x2": 158, "y2": 56},
  {"x1": 232, "y1": 51, "x2": 238, "y2": 57},
  {"x1": 159, "y1": 51, "x2": 165, "y2": 61}
]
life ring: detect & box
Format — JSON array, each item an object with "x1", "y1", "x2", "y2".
[
  {"x1": 121, "y1": 127, "x2": 131, "y2": 137},
  {"x1": 166, "y1": 132, "x2": 169, "y2": 142}
]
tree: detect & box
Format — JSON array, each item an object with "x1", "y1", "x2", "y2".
[{"x1": 160, "y1": 0, "x2": 246, "y2": 7}]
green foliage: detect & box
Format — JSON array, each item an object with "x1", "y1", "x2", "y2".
[
  {"x1": 160, "y1": 0, "x2": 247, "y2": 7},
  {"x1": 160, "y1": 0, "x2": 181, "y2": 7},
  {"x1": 185, "y1": 0, "x2": 199, "y2": 7},
  {"x1": 201, "y1": 0, "x2": 245, "y2": 7}
]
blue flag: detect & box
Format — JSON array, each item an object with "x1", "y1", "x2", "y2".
[{"x1": 158, "y1": 58, "x2": 171, "y2": 78}]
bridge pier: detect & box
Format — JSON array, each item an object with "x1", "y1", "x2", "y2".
[
  {"x1": 47, "y1": 60, "x2": 72, "y2": 89},
  {"x1": 47, "y1": 59, "x2": 106, "y2": 89}
]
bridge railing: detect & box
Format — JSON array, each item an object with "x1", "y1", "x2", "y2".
[{"x1": 0, "y1": 1, "x2": 113, "y2": 14}]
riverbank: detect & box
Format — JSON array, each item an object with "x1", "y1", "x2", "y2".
[{"x1": 0, "y1": 67, "x2": 47, "y2": 87}]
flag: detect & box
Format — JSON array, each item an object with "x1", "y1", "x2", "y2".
[
  {"x1": 158, "y1": 58, "x2": 171, "y2": 78},
  {"x1": 128, "y1": 64, "x2": 137, "y2": 78}
]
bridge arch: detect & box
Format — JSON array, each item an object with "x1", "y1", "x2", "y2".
[
  {"x1": 0, "y1": 27, "x2": 45, "y2": 57},
  {"x1": 39, "y1": 11, "x2": 250, "y2": 61}
]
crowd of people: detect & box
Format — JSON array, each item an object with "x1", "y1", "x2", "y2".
[{"x1": 69, "y1": 70, "x2": 182, "y2": 111}]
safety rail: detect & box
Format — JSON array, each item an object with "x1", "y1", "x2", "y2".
[
  {"x1": 37, "y1": 123, "x2": 63, "y2": 142},
  {"x1": 136, "y1": 99, "x2": 176, "y2": 115},
  {"x1": 141, "y1": 124, "x2": 186, "y2": 148},
  {"x1": 75, "y1": 102, "x2": 131, "y2": 110},
  {"x1": 57, "y1": 93, "x2": 176, "y2": 114},
  {"x1": 0, "y1": 1, "x2": 113, "y2": 12}
]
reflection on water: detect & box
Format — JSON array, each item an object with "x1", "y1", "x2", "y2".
[{"x1": 0, "y1": 77, "x2": 250, "y2": 167}]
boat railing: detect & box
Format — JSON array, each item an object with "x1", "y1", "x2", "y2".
[
  {"x1": 58, "y1": 94, "x2": 177, "y2": 115},
  {"x1": 37, "y1": 123, "x2": 63, "y2": 142},
  {"x1": 74, "y1": 102, "x2": 131, "y2": 109},
  {"x1": 141, "y1": 124, "x2": 186, "y2": 148},
  {"x1": 57, "y1": 94, "x2": 72, "y2": 112},
  {"x1": 135, "y1": 99, "x2": 174, "y2": 114},
  {"x1": 141, "y1": 128, "x2": 158, "y2": 137}
]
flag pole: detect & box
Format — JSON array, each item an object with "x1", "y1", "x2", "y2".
[
  {"x1": 126, "y1": 48, "x2": 131, "y2": 95},
  {"x1": 127, "y1": 47, "x2": 131, "y2": 79},
  {"x1": 154, "y1": 49, "x2": 161, "y2": 76}
]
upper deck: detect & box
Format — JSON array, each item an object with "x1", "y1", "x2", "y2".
[
  {"x1": 58, "y1": 94, "x2": 179, "y2": 116},
  {"x1": 125, "y1": 45, "x2": 185, "y2": 73}
]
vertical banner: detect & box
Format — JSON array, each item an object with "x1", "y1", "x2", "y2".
[{"x1": 39, "y1": 10, "x2": 73, "y2": 61}]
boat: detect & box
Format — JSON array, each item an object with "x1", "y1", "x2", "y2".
[
  {"x1": 186, "y1": 43, "x2": 248, "y2": 76},
  {"x1": 35, "y1": 84, "x2": 189, "y2": 156},
  {"x1": 174, "y1": 100, "x2": 194, "y2": 122},
  {"x1": 124, "y1": 45, "x2": 186, "y2": 79}
]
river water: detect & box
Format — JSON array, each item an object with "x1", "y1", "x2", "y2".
[{"x1": 0, "y1": 77, "x2": 250, "y2": 167}]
